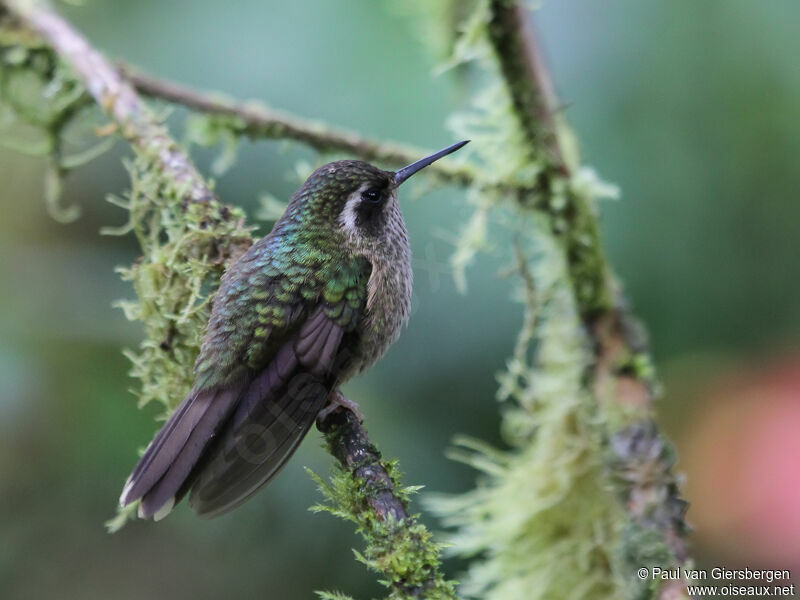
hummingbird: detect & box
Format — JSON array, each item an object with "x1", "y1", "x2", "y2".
[{"x1": 119, "y1": 140, "x2": 469, "y2": 520}]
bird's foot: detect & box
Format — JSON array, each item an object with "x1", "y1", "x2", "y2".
[{"x1": 317, "y1": 390, "x2": 364, "y2": 426}]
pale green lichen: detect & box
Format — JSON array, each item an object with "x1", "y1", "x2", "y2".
[
  {"x1": 106, "y1": 153, "x2": 253, "y2": 414},
  {"x1": 1, "y1": 25, "x2": 254, "y2": 529},
  {"x1": 0, "y1": 33, "x2": 99, "y2": 221},
  {"x1": 184, "y1": 111, "x2": 241, "y2": 176},
  {"x1": 102, "y1": 148, "x2": 252, "y2": 527},
  {"x1": 410, "y1": 2, "x2": 683, "y2": 599},
  {"x1": 428, "y1": 218, "x2": 627, "y2": 600},
  {"x1": 316, "y1": 591, "x2": 356, "y2": 600},
  {"x1": 423, "y1": 0, "x2": 617, "y2": 317}
]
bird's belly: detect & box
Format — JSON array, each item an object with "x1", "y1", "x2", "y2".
[
  {"x1": 352, "y1": 313, "x2": 403, "y2": 373},
  {"x1": 342, "y1": 260, "x2": 412, "y2": 379}
]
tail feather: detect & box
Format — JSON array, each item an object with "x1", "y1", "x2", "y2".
[
  {"x1": 118, "y1": 307, "x2": 346, "y2": 520},
  {"x1": 232, "y1": 343, "x2": 297, "y2": 431},
  {"x1": 188, "y1": 375, "x2": 328, "y2": 518},
  {"x1": 187, "y1": 309, "x2": 339, "y2": 518},
  {"x1": 120, "y1": 392, "x2": 201, "y2": 505},
  {"x1": 137, "y1": 387, "x2": 241, "y2": 519},
  {"x1": 119, "y1": 384, "x2": 243, "y2": 516}
]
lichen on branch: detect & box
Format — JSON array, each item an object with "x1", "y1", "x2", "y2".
[
  {"x1": 0, "y1": 26, "x2": 98, "y2": 221},
  {"x1": 315, "y1": 409, "x2": 458, "y2": 600},
  {"x1": 411, "y1": 1, "x2": 692, "y2": 599},
  {"x1": 2, "y1": 0, "x2": 255, "y2": 529}
]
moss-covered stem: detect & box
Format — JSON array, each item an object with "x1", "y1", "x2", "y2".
[
  {"x1": 486, "y1": 0, "x2": 566, "y2": 173},
  {"x1": 4, "y1": 0, "x2": 216, "y2": 206},
  {"x1": 485, "y1": 1, "x2": 692, "y2": 596},
  {"x1": 486, "y1": 0, "x2": 612, "y2": 320},
  {"x1": 318, "y1": 409, "x2": 412, "y2": 524},
  {"x1": 317, "y1": 408, "x2": 458, "y2": 599},
  {"x1": 120, "y1": 64, "x2": 480, "y2": 189}
]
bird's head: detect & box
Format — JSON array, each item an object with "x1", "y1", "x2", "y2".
[{"x1": 282, "y1": 141, "x2": 469, "y2": 246}]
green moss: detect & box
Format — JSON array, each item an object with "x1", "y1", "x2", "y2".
[
  {"x1": 416, "y1": 2, "x2": 685, "y2": 598},
  {"x1": 108, "y1": 151, "x2": 253, "y2": 415},
  {"x1": 103, "y1": 149, "x2": 252, "y2": 526},
  {"x1": 0, "y1": 35, "x2": 98, "y2": 222},
  {"x1": 1, "y1": 29, "x2": 254, "y2": 528},
  {"x1": 316, "y1": 592, "x2": 356, "y2": 600},
  {"x1": 310, "y1": 463, "x2": 457, "y2": 600},
  {"x1": 429, "y1": 222, "x2": 628, "y2": 600}
]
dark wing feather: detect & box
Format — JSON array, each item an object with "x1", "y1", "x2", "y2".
[
  {"x1": 186, "y1": 307, "x2": 344, "y2": 518},
  {"x1": 231, "y1": 341, "x2": 298, "y2": 431}
]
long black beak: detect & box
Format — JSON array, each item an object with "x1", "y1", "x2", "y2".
[{"x1": 393, "y1": 140, "x2": 470, "y2": 186}]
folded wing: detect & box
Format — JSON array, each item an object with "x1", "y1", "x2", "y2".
[
  {"x1": 118, "y1": 247, "x2": 370, "y2": 520},
  {"x1": 186, "y1": 307, "x2": 345, "y2": 517}
]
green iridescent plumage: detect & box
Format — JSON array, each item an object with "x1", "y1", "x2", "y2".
[
  {"x1": 118, "y1": 141, "x2": 468, "y2": 520},
  {"x1": 194, "y1": 233, "x2": 371, "y2": 390}
]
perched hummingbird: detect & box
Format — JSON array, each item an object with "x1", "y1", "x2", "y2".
[{"x1": 119, "y1": 140, "x2": 469, "y2": 520}]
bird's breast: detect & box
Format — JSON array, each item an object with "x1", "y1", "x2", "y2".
[{"x1": 349, "y1": 245, "x2": 412, "y2": 377}]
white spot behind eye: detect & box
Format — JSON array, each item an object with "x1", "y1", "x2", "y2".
[{"x1": 339, "y1": 183, "x2": 371, "y2": 235}]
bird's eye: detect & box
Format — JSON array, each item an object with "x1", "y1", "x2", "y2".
[{"x1": 361, "y1": 188, "x2": 383, "y2": 204}]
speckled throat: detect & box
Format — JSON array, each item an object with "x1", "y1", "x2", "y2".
[{"x1": 340, "y1": 197, "x2": 412, "y2": 380}]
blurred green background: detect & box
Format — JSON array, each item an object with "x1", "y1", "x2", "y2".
[{"x1": 1, "y1": 1, "x2": 799, "y2": 598}]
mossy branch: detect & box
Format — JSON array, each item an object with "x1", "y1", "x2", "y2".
[
  {"x1": 120, "y1": 64, "x2": 479, "y2": 190},
  {"x1": 486, "y1": 0, "x2": 691, "y2": 577},
  {"x1": 423, "y1": 2, "x2": 692, "y2": 599},
  {"x1": 316, "y1": 409, "x2": 457, "y2": 599},
  {"x1": 5, "y1": 0, "x2": 212, "y2": 205},
  {"x1": 486, "y1": 0, "x2": 567, "y2": 173}
]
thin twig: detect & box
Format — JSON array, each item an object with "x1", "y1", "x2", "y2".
[
  {"x1": 317, "y1": 407, "x2": 457, "y2": 598},
  {"x1": 318, "y1": 409, "x2": 410, "y2": 522},
  {"x1": 5, "y1": 0, "x2": 214, "y2": 205},
  {"x1": 120, "y1": 64, "x2": 480, "y2": 188}
]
